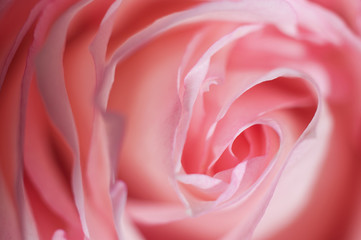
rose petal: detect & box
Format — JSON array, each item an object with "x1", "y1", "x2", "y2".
[
  {"x1": 127, "y1": 201, "x2": 188, "y2": 225},
  {"x1": 177, "y1": 173, "x2": 228, "y2": 201},
  {"x1": 254, "y1": 98, "x2": 332, "y2": 238},
  {"x1": 52, "y1": 229, "x2": 67, "y2": 240},
  {"x1": 35, "y1": 0, "x2": 95, "y2": 237},
  {"x1": 25, "y1": 81, "x2": 83, "y2": 239},
  {"x1": 306, "y1": 0, "x2": 361, "y2": 35},
  {"x1": 0, "y1": 0, "x2": 46, "y2": 90}
]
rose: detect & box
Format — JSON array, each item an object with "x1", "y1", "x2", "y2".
[{"x1": 1, "y1": 0, "x2": 361, "y2": 239}]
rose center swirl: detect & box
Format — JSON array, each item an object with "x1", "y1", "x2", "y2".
[{"x1": 176, "y1": 75, "x2": 318, "y2": 215}]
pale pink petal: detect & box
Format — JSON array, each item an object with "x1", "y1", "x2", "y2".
[
  {"x1": 88, "y1": 0, "x2": 124, "y2": 183},
  {"x1": 85, "y1": 1, "x2": 133, "y2": 239},
  {"x1": 177, "y1": 173, "x2": 228, "y2": 201},
  {"x1": 110, "y1": 181, "x2": 127, "y2": 238},
  {"x1": 254, "y1": 99, "x2": 333, "y2": 239},
  {"x1": 52, "y1": 230, "x2": 67, "y2": 240},
  {"x1": 121, "y1": 214, "x2": 145, "y2": 240},
  {"x1": 254, "y1": 112, "x2": 359, "y2": 239},
  {"x1": 177, "y1": 173, "x2": 226, "y2": 189}
]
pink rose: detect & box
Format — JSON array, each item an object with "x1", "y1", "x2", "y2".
[{"x1": 1, "y1": 0, "x2": 361, "y2": 239}]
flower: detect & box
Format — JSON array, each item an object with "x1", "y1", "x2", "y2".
[{"x1": 1, "y1": 0, "x2": 361, "y2": 239}]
